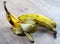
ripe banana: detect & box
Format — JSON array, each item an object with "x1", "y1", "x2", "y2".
[
  {"x1": 4, "y1": 1, "x2": 35, "y2": 43},
  {"x1": 18, "y1": 13, "x2": 56, "y2": 31},
  {"x1": 3, "y1": 1, "x2": 57, "y2": 43},
  {"x1": 18, "y1": 14, "x2": 57, "y2": 38},
  {"x1": 4, "y1": 1, "x2": 23, "y2": 34}
]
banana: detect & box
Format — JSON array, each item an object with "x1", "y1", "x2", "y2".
[
  {"x1": 3, "y1": 1, "x2": 57, "y2": 43},
  {"x1": 4, "y1": 1, "x2": 23, "y2": 34},
  {"x1": 4, "y1": 1, "x2": 35, "y2": 42},
  {"x1": 18, "y1": 13, "x2": 57, "y2": 38}
]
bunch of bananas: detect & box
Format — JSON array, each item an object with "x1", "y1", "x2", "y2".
[{"x1": 4, "y1": 1, "x2": 57, "y2": 43}]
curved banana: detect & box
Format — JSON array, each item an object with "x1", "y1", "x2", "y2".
[
  {"x1": 3, "y1": 1, "x2": 57, "y2": 43},
  {"x1": 3, "y1": 1, "x2": 34, "y2": 43},
  {"x1": 4, "y1": 1, "x2": 23, "y2": 34},
  {"x1": 18, "y1": 13, "x2": 57, "y2": 38}
]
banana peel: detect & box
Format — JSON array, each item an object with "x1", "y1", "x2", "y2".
[{"x1": 24, "y1": 32, "x2": 34, "y2": 43}]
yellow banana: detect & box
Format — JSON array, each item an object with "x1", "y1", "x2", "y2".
[
  {"x1": 4, "y1": 1, "x2": 23, "y2": 34},
  {"x1": 4, "y1": 1, "x2": 57, "y2": 43},
  {"x1": 4, "y1": 1, "x2": 35, "y2": 43},
  {"x1": 18, "y1": 13, "x2": 57, "y2": 38}
]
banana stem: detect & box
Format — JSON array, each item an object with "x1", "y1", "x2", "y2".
[{"x1": 4, "y1": 1, "x2": 10, "y2": 14}]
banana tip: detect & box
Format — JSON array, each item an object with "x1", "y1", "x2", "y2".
[
  {"x1": 53, "y1": 31, "x2": 57, "y2": 38},
  {"x1": 30, "y1": 41, "x2": 34, "y2": 43}
]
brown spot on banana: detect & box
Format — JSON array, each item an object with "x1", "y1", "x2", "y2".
[{"x1": 9, "y1": 19, "x2": 14, "y2": 26}]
